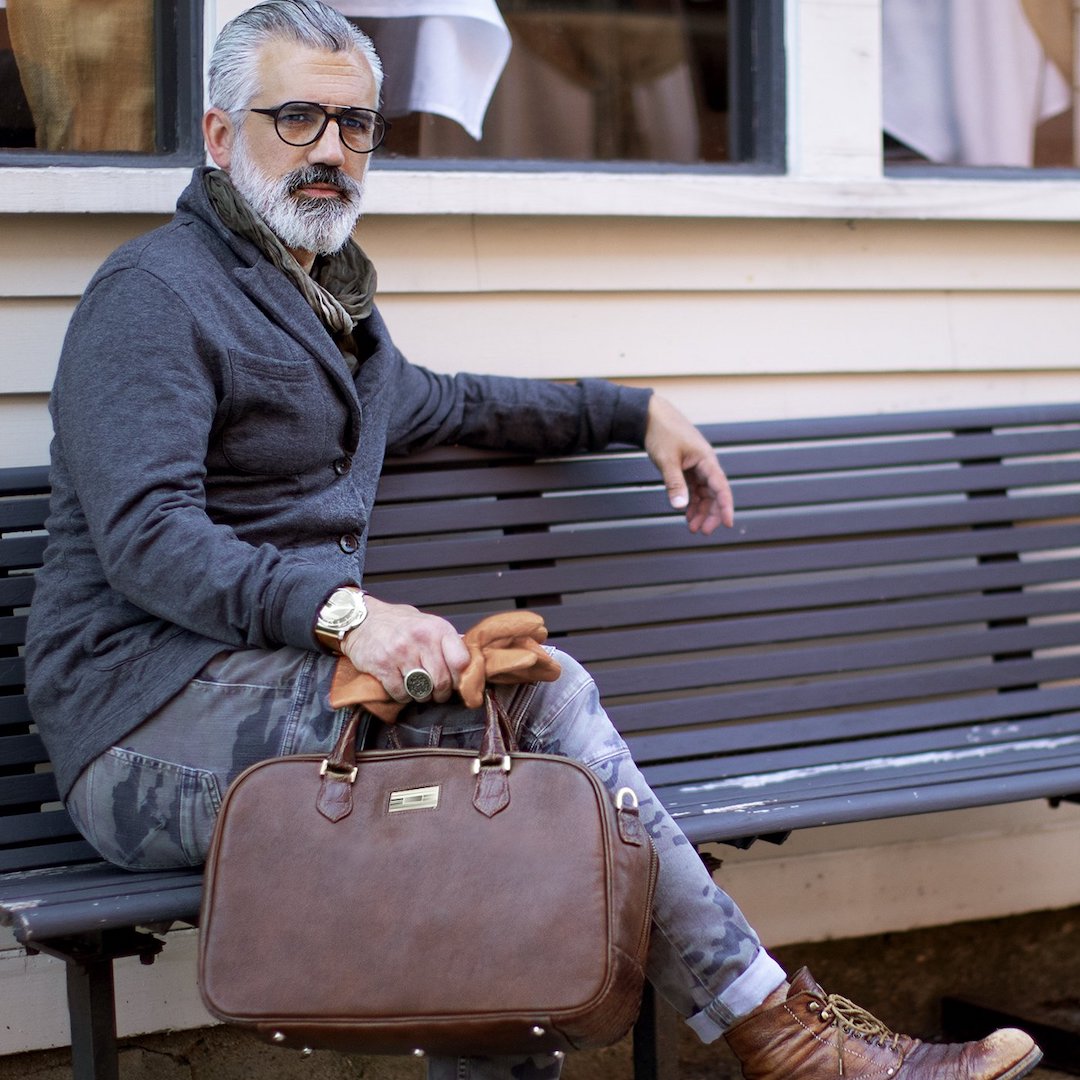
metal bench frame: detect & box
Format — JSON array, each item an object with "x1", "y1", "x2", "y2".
[{"x1": 5, "y1": 402, "x2": 1080, "y2": 1079}]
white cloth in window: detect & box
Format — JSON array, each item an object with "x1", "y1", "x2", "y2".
[
  {"x1": 882, "y1": 0, "x2": 1071, "y2": 167},
  {"x1": 329, "y1": 0, "x2": 511, "y2": 140}
]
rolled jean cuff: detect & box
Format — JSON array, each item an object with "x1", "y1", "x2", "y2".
[{"x1": 685, "y1": 949, "x2": 787, "y2": 1044}]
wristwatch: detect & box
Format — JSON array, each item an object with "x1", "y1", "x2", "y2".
[{"x1": 314, "y1": 587, "x2": 368, "y2": 653}]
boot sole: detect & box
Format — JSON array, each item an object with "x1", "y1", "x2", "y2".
[{"x1": 995, "y1": 1045, "x2": 1043, "y2": 1080}]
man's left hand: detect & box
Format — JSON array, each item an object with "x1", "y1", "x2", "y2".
[{"x1": 644, "y1": 394, "x2": 734, "y2": 535}]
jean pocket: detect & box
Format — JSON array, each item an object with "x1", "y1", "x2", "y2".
[{"x1": 73, "y1": 747, "x2": 222, "y2": 870}]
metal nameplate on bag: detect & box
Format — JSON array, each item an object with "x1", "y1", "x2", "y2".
[{"x1": 388, "y1": 785, "x2": 441, "y2": 813}]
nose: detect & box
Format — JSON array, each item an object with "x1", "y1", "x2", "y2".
[{"x1": 307, "y1": 117, "x2": 346, "y2": 167}]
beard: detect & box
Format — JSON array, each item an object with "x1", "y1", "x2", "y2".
[{"x1": 229, "y1": 130, "x2": 366, "y2": 257}]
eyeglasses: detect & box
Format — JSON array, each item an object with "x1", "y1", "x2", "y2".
[{"x1": 249, "y1": 101, "x2": 390, "y2": 153}]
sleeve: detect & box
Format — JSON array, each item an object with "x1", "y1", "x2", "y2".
[
  {"x1": 380, "y1": 350, "x2": 653, "y2": 459},
  {"x1": 51, "y1": 267, "x2": 349, "y2": 651}
]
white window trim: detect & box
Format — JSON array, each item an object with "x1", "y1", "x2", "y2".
[{"x1": 3, "y1": 0, "x2": 1080, "y2": 221}]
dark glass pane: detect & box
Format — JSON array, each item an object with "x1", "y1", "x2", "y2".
[
  {"x1": 0, "y1": 0, "x2": 200, "y2": 160},
  {"x1": 355, "y1": 0, "x2": 773, "y2": 166}
]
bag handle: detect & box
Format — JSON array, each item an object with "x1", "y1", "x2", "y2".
[{"x1": 316, "y1": 691, "x2": 519, "y2": 823}]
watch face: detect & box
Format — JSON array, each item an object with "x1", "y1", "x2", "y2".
[{"x1": 320, "y1": 588, "x2": 366, "y2": 631}]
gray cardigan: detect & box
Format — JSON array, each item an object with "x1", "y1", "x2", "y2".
[{"x1": 26, "y1": 169, "x2": 651, "y2": 799}]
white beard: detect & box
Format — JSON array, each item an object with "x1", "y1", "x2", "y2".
[{"x1": 229, "y1": 130, "x2": 366, "y2": 257}]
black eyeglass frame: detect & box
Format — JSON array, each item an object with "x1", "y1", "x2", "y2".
[{"x1": 249, "y1": 101, "x2": 391, "y2": 154}]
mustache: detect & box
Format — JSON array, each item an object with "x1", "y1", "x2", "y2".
[{"x1": 285, "y1": 165, "x2": 363, "y2": 200}]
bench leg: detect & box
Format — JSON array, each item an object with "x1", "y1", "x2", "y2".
[
  {"x1": 632, "y1": 982, "x2": 680, "y2": 1080},
  {"x1": 65, "y1": 955, "x2": 120, "y2": 1080}
]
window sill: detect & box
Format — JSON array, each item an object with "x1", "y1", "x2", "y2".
[{"x1": 4, "y1": 164, "x2": 1080, "y2": 221}]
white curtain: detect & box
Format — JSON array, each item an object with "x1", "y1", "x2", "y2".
[
  {"x1": 329, "y1": 1, "x2": 511, "y2": 140},
  {"x1": 882, "y1": 0, "x2": 1070, "y2": 166}
]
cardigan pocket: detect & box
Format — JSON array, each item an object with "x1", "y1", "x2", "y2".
[{"x1": 222, "y1": 348, "x2": 343, "y2": 476}]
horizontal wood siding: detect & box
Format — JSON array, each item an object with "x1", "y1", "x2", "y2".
[{"x1": 3, "y1": 214, "x2": 1080, "y2": 466}]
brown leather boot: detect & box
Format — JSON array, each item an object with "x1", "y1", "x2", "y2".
[{"x1": 725, "y1": 968, "x2": 1042, "y2": 1080}]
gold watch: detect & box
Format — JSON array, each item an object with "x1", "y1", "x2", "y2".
[{"x1": 314, "y1": 587, "x2": 368, "y2": 653}]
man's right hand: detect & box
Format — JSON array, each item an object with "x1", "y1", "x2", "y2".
[{"x1": 340, "y1": 595, "x2": 470, "y2": 705}]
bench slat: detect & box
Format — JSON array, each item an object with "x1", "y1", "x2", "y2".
[
  {"x1": 648, "y1": 709, "x2": 1080, "y2": 792},
  {"x1": 670, "y1": 763, "x2": 1080, "y2": 847},
  {"x1": 529, "y1": 556, "x2": 1080, "y2": 637},
  {"x1": 370, "y1": 458, "x2": 1080, "y2": 544},
  {"x1": 561, "y1": 587, "x2": 1080, "y2": 665},
  {"x1": 367, "y1": 522, "x2": 1080, "y2": 613},
  {"x1": 0, "y1": 656, "x2": 27, "y2": 690},
  {"x1": 664, "y1": 736, "x2": 1080, "y2": 813},
  {"x1": 0, "y1": 865, "x2": 203, "y2": 941},
  {"x1": 697, "y1": 401, "x2": 1080, "y2": 444},
  {"x1": 0, "y1": 695, "x2": 32, "y2": 729},
  {"x1": 366, "y1": 494, "x2": 1080, "y2": 584},
  {"x1": 0, "y1": 732, "x2": 47, "y2": 768},
  {"x1": 371, "y1": 457, "x2": 1080, "y2": 538},
  {"x1": 0, "y1": 497, "x2": 49, "y2": 532},
  {"x1": 0, "y1": 614, "x2": 28, "y2": 647},
  {"x1": 373, "y1": 423, "x2": 1080, "y2": 504},
  {"x1": 0, "y1": 808, "x2": 81, "y2": 846},
  {"x1": 717, "y1": 427, "x2": 1080, "y2": 479},
  {"x1": 633, "y1": 684, "x2": 1080, "y2": 773},
  {"x1": 0, "y1": 839, "x2": 101, "y2": 876},
  {"x1": 0, "y1": 535, "x2": 48, "y2": 573},
  {"x1": 0, "y1": 576, "x2": 35, "y2": 610},
  {"x1": 0, "y1": 771, "x2": 59, "y2": 808},
  {"x1": 0, "y1": 466, "x2": 50, "y2": 497},
  {"x1": 608, "y1": 652, "x2": 1080, "y2": 735},
  {"x1": 592, "y1": 619, "x2": 1080, "y2": 700}
]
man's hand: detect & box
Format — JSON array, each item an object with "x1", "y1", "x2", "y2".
[
  {"x1": 644, "y1": 394, "x2": 734, "y2": 534},
  {"x1": 340, "y1": 596, "x2": 470, "y2": 704}
]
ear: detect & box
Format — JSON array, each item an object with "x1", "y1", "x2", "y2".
[{"x1": 203, "y1": 107, "x2": 235, "y2": 169}]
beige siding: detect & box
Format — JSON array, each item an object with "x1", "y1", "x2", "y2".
[{"x1": 5, "y1": 213, "x2": 1080, "y2": 466}]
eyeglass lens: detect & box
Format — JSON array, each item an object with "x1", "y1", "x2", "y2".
[{"x1": 274, "y1": 102, "x2": 385, "y2": 152}]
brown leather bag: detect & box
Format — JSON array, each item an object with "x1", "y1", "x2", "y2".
[{"x1": 197, "y1": 691, "x2": 658, "y2": 1058}]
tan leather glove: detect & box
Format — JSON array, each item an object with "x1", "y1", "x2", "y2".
[{"x1": 328, "y1": 610, "x2": 562, "y2": 723}]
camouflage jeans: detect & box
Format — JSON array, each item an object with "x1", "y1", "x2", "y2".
[{"x1": 67, "y1": 646, "x2": 785, "y2": 1079}]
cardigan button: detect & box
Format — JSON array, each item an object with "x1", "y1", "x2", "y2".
[
  {"x1": 338, "y1": 533, "x2": 360, "y2": 554},
  {"x1": 332, "y1": 455, "x2": 352, "y2": 476}
]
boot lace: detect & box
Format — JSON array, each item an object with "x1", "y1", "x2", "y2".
[{"x1": 818, "y1": 994, "x2": 904, "y2": 1076}]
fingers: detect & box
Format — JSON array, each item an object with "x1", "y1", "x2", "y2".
[
  {"x1": 684, "y1": 457, "x2": 735, "y2": 535},
  {"x1": 644, "y1": 394, "x2": 735, "y2": 535},
  {"x1": 657, "y1": 445, "x2": 734, "y2": 534},
  {"x1": 341, "y1": 597, "x2": 469, "y2": 705}
]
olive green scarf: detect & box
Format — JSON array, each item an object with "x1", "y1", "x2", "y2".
[{"x1": 203, "y1": 168, "x2": 376, "y2": 364}]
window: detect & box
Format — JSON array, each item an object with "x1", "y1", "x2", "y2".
[
  {"x1": 882, "y1": 0, "x2": 1077, "y2": 171},
  {"x1": 0, "y1": 0, "x2": 202, "y2": 164},
  {"x1": 351, "y1": 0, "x2": 785, "y2": 170}
]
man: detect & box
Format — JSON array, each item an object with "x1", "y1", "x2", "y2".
[{"x1": 24, "y1": 3, "x2": 1043, "y2": 1079}]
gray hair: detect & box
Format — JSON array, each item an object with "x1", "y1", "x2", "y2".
[{"x1": 208, "y1": 0, "x2": 384, "y2": 116}]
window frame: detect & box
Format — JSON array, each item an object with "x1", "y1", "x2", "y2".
[
  {"x1": 3, "y1": 0, "x2": 1080, "y2": 221},
  {"x1": 0, "y1": 0, "x2": 203, "y2": 168},
  {"x1": 372, "y1": 0, "x2": 788, "y2": 176}
]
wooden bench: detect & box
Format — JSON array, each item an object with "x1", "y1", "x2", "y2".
[{"x1": 5, "y1": 401, "x2": 1080, "y2": 1080}]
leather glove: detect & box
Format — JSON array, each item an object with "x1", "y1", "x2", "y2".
[{"x1": 328, "y1": 610, "x2": 562, "y2": 723}]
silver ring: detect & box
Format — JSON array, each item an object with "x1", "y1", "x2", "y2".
[{"x1": 403, "y1": 667, "x2": 434, "y2": 703}]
